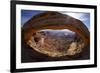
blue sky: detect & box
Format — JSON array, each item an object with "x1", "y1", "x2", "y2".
[
  {"x1": 21, "y1": 10, "x2": 90, "y2": 30},
  {"x1": 21, "y1": 10, "x2": 44, "y2": 26}
]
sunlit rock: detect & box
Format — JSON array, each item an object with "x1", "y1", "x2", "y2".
[{"x1": 22, "y1": 11, "x2": 90, "y2": 57}]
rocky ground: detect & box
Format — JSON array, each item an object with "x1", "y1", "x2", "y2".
[{"x1": 21, "y1": 30, "x2": 90, "y2": 63}]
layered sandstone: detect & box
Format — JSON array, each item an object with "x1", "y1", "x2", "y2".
[{"x1": 22, "y1": 11, "x2": 90, "y2": 57}]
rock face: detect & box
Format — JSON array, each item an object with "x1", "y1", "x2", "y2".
[
  {"x1": 28, "y1": 30, "x2": 84, "y2": 57},
  {"x1": 22, "y1": 11, "x2": 90, "y2": 57}
]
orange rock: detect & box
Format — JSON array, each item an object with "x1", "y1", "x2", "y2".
[{"x1": 22, "y1": 11, "x2": 90, "y2": 57}]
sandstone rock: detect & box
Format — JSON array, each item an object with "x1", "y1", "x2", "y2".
[{"x1": 22, "y1": 11, "x2": 90, "y2": 57}]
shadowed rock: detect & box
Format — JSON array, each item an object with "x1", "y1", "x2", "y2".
[{"x1": 22, "y1": 11, "x2": 90, "y2": 60}]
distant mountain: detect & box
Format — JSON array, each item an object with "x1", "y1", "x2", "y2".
[{"x1": 39, "y1": 29, "x2": 76, "y2": 40}]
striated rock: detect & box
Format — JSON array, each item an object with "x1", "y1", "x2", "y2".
[{"x1": 22, "y1": 11, "x2": 90, "y2": 57}]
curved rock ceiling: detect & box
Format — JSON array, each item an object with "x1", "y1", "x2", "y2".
[{"x1": 22, "y1": 11, "x2": 90, "y2": 57}]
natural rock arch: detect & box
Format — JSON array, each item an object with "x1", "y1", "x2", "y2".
[{"x1": 22, "y1": 11, "x2": 90, "y2": 57}]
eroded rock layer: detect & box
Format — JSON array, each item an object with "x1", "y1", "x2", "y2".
[{"x1": 22, "y1": 11, "x2": 90, "y2": 57}]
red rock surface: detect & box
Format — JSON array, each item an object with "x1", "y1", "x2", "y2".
[{"x1": 22, "y1": 11, "x2": 90, "y2": 58}]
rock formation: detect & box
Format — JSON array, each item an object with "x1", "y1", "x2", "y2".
[{"x1": 22, "y1": 11, "x2": 90, "y2": 57}]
